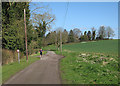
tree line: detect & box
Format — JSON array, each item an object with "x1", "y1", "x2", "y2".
[
  {"x1": 43, "y1": 26, "x2": 115, "y2": 50},
  {"x1": 2, "y1": 2, "x2": 55, "y2": 55},
  {"x1": 2, "y1": 2, "x2": 31, "y2": 52},
  {"x1": 2, "y1": 2, "x2": 115, "y2": 55}
]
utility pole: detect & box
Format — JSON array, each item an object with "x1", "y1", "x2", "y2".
[
  {"x1": 60, "y1": 31, "x2": 62, "y2": 53},
  {"x1": 24, "y1": 9, "x2": 28, "y2": 62},
  {"x1": 55, "y1": 32, "x2": 58, "y2": 51}
]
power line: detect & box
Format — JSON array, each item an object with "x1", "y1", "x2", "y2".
[
  {"x1": 60, "y1": 2, "x2": 69, "y2": 54},
  {"x1": 63, "y1": 2, "x2": 69, "y2": 28}
]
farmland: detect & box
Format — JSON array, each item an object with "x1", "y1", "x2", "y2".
[
  {"x1": 43, "y1": 39, "x2": 118, "y2": 84},
  {"x1": 44, "y1": 39, "x2": 118, "y2": 56}
]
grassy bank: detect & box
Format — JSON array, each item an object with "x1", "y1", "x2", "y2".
[
  {"x1": 45, "y1": 40, "x2": 118, "y2": 84},
  {"x1": 57, "y1": 51, "x2": 118, "y2": 84},
  {"x1": 2, "y1": 51, "x2": 47, "y2": 83}
]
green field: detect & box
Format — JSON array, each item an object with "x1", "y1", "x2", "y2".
[
  {"x1": 44, "y1": 40, "x2": 118, "y2": 56},
  {"x1": 44, "y1": 40, "x2": 118, "y2": 84}
]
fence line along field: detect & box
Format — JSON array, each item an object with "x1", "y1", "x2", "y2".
[{"x1": 43, "y1": 39, "x2": 118, "y2": 84}]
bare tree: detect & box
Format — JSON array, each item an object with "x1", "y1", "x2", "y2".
[
  {"x1": 30, "y1": 3, "x2": 55, "y2": 48},
  {"x1": 32, "y1": 12, "x2": 55, "y2": 31},
  {"x1": 98, "y1": 25, "x2": 106, "y2": 39},
  {"x1": 106, "y1": 26, "x2": 115, "y2": 39},
  {"x1": 73, "y1": 28, "x2": 81, "y2": 42}
]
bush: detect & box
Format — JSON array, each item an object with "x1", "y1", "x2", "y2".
[
  {"x1": 28, "y1": 41, "x2": 38, "y2": 55},
  {"x1": 2, "y1": 49, "x2": 24, "y2": 65},
  {"x1": 2, "y1": 49, "x2": 14, "y2": 65},
  {"x1": 104, "y1": 38, "x2": 109, "y2": 40},
  {"x1": 34, "y1": 49, "x2": 39, "y2": 54}
]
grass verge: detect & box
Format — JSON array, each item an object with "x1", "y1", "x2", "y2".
[
  {"x1": 2, "y1": 51, "x2": 47, "y2": 83},
  {"x1": 57, "y1": 51, "x2": 118, "y2": 84}
]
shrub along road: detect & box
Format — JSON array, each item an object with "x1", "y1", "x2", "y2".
[{"x1": 5, "y1": 51, "x2": 63, "y2": 84}]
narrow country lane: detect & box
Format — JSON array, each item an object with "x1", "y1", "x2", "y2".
[{"x1": 5, "y1": 51, "x2": 63, "y2": 84}]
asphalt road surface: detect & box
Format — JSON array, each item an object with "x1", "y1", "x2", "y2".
[{"x1": 5, "y1": 51, "x2": 63, "y2": 84}]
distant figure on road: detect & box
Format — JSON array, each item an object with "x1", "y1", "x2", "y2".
[{"x1": 40, "y1": 49, "x2": 42, "y2": 58}]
